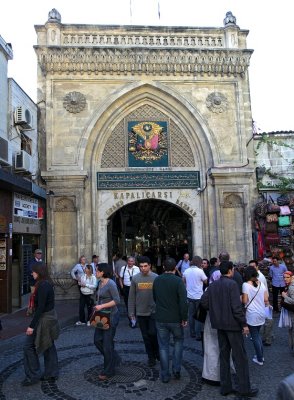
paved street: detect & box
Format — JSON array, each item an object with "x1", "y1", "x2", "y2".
[{"x1": 0, "y1": 306, "x2": 292, "y2": 400}]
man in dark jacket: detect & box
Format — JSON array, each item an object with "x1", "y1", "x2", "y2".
[
  {"x1": 153, "y1": 258, "x2": 188, "y2": 383},
  {"x1": 201, "y1": 261, "x2": 258, "y2": 398}
]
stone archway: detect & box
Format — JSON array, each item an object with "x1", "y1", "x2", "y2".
[{"x1": 96, "y1": 188, "x2": 201, "y2": 262}]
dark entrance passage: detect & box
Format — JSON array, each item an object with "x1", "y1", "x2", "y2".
[{"x1": 108, "y1": 200, "x2": 192, "y2": 270}]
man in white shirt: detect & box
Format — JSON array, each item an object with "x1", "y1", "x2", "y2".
[
  {"x1": 183, "y1": 255, "x2": 207, "y2": 339},
  {"x1": 176, "y1": 253, "x2": 190, "y2": 277},
  {"x1": 249, "y1": 259, "x2": 273, "y2": 346},
  {"x1": 119, "y1": 256, "x2": 140, "y2": 325}
]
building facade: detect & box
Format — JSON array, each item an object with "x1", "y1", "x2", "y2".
[
  {"x1": 36, "y1": 10, "x2": 257, "y2": 274},
  {"x1": 0, "y1": 35, "x2": 46, "y2": 313}
]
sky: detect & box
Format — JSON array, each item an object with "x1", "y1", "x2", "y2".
[{"x1": 0, "y1": 0, "x2": 293, "y2": 132}]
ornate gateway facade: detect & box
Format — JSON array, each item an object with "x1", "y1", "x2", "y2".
[{"x1": 36, "y1": 10, "x2": 256, "y2": 271}]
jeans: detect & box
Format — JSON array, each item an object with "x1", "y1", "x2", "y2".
[
  {"x1": 248, "y1": 324, "x2": 263, "y2": 362},
  {"x1": 23, "y1": 332, "x2": 58, "y2": 381},
  {"x1": 188, "y1": 298, "x2": 202, "y2": 338},
  {"x1": 137, "y1": 315, "x2": 159, "y2": 360},
  {"x1": 79, "y1": 292, "x2": 94, "y2": 322},
  {"x1": 156, "y1": 322, "x2": 184, "y2": 381},
  {"x1": 94, "y1": 310, "x2": 120, "y2": 377}
]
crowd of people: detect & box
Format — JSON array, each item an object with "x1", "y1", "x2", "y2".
[{"x1": 22, "y1": 249, "x2": 294, "y2": 399}]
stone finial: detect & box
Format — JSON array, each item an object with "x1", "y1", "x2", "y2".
[
  {"x1": 48, "y1": 8, "x2": 61, "y2": 23},
  {"x1": 223, "y1": 11, "x2": 236, "y2": 26}
]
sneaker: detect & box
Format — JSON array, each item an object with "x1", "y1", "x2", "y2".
[
  {"x1": 253, "y1": 355, "x2": 264, "y2": 361},
  {"x1": 87, "y1": 321, "x2": 91, "y2": 326},
  {"x1": 252, "y1": 356, "x2": 263, "y2": 366},
  {"x1": 75, "y1": 321, "x2": 86, "y2": 326}
]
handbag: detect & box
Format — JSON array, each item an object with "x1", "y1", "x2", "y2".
[
  {"x1": 89, "y1": 281, "x2": 111, "y2": 330},
  {"x1": 280, "y1": 237, "x2": 291, "y2": 246},
  {"x1": 281, "y1": 298, "x2": 294, "y2": 313},
  {"x1": 280, "y1": 206, "x2": 291, "y2": 216},
  {"x1": 265, "y1": 222, "x2": 278, "y2": 233},
  {"x1": 278, "y1": 227, "x2": 291, "y2": 237},
  {"x1": 265, "y1": 233, "x2": 280, "y2": 246},
  {"x1": 266, "y1": 197, "x2": 280, "y2": 214},
  {"x1": 254, "y1": 200, "x2": 268, "y2": 218},
  {"x1": 266, "y1": 213, "x2": 278, "y2": 223},
  {"x1": 278, "y1": 216, "x2": 291, "y2": 226},
  {"x1": 89, "y1": 308, "x2": 111, "y2": 329},
  {"x1": 277, "y1": 194, "x2": 290, "y2": 206},
  {"x1": 193, "y1": 303, "x2": 207, "y2": 323}
]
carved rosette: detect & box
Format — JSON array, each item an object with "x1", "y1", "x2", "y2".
[
  {"x1": 206, "y1": 92, "x2": 228, "y2": 113},
  {"x1": 63, "y1": 91, "x2": 86, "y2": 113}
]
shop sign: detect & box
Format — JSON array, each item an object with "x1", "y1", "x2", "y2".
[{"x1": 13, "y1": 193, "x2": 38, "y2": 219}]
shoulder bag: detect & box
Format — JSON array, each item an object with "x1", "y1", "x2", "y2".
[
  {"x1": 193, "y1": 303, "x2": 207, "y2": 323},
  {"x1": 244, "y1": 282, "x2": 261, "y2": 311}
]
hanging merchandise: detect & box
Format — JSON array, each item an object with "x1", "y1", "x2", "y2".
[
  {"x1": 266, "y1": 213, "x2": 279, "y2": 223},
  {"x1": 280, "y1": 206, "x2": 291, "y2": 216},
  {"x1": 278, "y1": 216, "x2": 291, "y2": 227},
  {"x1": 277, "y1": 194, "x2": 290, "y2": 206}
]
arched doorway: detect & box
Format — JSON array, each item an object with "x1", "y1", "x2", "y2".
[{"x1": 107, "y1": 199, "x2": 192, "y2": 270}]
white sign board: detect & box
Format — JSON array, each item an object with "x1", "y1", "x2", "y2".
[{"x1": 13, "y1": 193, "x2": 38, "y2": 219}]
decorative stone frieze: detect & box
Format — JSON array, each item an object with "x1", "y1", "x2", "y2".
[
  {"x1": 35, "y1": 47, "x2": 252, "y2": 77},
  {"x1": 63, "y1": 91, "x2": 86, "y2": 113},
  {"x1": 206, "y1": 92, "x2": 228, "y2": 113}
]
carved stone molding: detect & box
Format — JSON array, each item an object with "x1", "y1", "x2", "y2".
[
  {"x1": 63, "y1": 91, "x2": 86, "y2": 113},
  {"x1": 35, "y1": 47, "x2": 252, "y2": 78},
  {"x1": 54, "y1": 197, "x2": 76, "y2": 212},
  {"x1": 223, "y1": 193, "x2": 243, "y2": 208},
  {"x1": 206, "y1": 92, "x2": 228, "y2": 113}
]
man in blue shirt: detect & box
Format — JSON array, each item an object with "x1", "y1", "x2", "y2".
[
  {"x1": 175, "y1": 253, "x2": 190, "y2": 277},
  {"x1": 269, "y1": 256, "x2": 287, "y2": 312}
]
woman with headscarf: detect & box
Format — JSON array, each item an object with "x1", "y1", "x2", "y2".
[
  {"x1": 242, "y1": 266, "x2": 269, "y2": 366},
  {"x1": 22, "y1": 263, "x2": 59, "y2": 386},
  {"x1": 93, "y1": 263, "x2": 121, "y2": 381},
  {"x1": 281, "y1": 271, "x2": 294, "y2": 350}
]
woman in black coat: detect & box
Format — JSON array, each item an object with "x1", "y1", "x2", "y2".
[{"x1": 22, "y1": 263, "x2": 60, "y2": 386}]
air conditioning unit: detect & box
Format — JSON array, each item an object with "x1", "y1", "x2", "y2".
[
  {"x1": 0, "y1": 137, "x2": 10, "y2": 165},
  {"x1": 14, "y1": 106, "x2": 33, "y2": 130},
  {"x1": 14, "y1": 150, "x2": 32, "y2": 172}
]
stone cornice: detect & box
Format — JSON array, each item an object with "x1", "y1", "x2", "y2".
[{"x1": 34, "y1": 46, "x2": 252, "y2": 77}]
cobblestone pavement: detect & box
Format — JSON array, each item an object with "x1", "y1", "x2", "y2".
[{"x1": 0, "y1": 310, "x2": 292, "y2": 400}]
